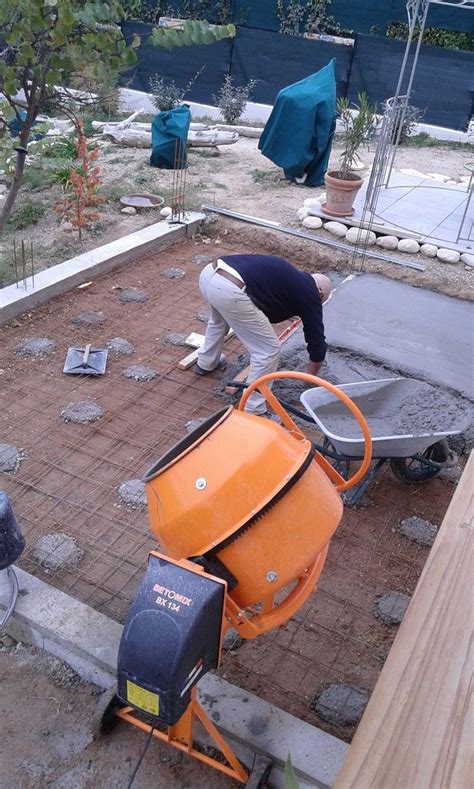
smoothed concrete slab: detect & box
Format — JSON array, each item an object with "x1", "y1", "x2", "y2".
[
  {"x1": 0, "y1": 567, "x2": 347, "y2": 787},
  {"x1": 0, "y1": 213, "x2": 204, "y2": 325},
  {"x1": 325, "y1": 274, "x2": 474, "y2": 400}
]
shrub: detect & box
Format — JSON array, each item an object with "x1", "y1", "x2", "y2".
[
  {"x1": 149, "y1": 67, "x2": 205, "y2": 112},
  {"x1": 213, "y1": 75, "x2": 257, "y2": 125},
  {"x1": 8, "y1": 202, "x2": 46, "y2": 230},
  {"x1": 384, "y1": 102, "x2": 426, "y2": 144},
  {"x1": 386, "y1": 22, "x2": 473, "y2": 51}
]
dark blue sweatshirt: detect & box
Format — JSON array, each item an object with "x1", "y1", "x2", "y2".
[{"x1": 221, "y1": 254, "x2": 327, "y2": 363}]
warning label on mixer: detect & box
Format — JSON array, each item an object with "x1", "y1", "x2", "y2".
[{"x1": 126, "y1": 680, "x2": 159, "y2": 715}]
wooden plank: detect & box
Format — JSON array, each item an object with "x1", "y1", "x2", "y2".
[
  {"x1": 178, "y1": 329, "x2": 234, "y2": 370},
  {"x1": 224, "y1": 319, "x2": 302, "y2": 394},
  {"x1": 334, "y1": 452, "x2": 474, "y2": 789}
]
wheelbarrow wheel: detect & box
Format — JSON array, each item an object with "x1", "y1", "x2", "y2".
[{"x1": 389, "y1": 440, "x2": 449, "y2": 483}]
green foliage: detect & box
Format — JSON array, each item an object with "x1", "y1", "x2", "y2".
[
  {"x1": 122, "y1": 1, "x2": 234, "y2": 24},
  {"x1": 386, "y1": 22, "x2": 473, "y2": 51},
  {"x1": 384, "y1": 102, "x2": 425, "y2": 144},
  {"x1": 213, "y1": 75, "x2": 257, "y2": 125},
  {"x1": 404, "y1": 132, "x2": 473, "y2": 151},
  {"x1": 149, "y1": 19, "x2": 235, "y2": 49},
  {"x1": 284, "y1": 754, "x2": 299, "y2": 789},
  {"x1": 149, "y1": 67, "x2": 205, "y2": 111},
  {"x1": 276, "y1": 0, "x2": 352, "y2": 38},
  {"x1": 336, "y1": 92, "x2": 377, "y2": 179},
  {"x1": 8, "y1": 201, "x2": 45, "y2": 230}
]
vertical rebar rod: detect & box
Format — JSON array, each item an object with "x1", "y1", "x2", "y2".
[
  {"x1": 30, "y1": 240, "x2": 35, "y2": 288},
  {"x1": 21, "y1": 238, "x2": 26, "y2": 289},
  {"x1": 13, "y1": 238, "x2": 19, "y2": 287}
]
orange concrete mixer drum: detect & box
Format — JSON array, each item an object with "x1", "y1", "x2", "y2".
[{"x1": 144, "y1": 372, "x2": 372, "y2": 638}]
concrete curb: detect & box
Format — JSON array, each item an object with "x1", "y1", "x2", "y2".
[
  {"x1": 0, "y1": 567, "x2": 348, "y2": 787},
  {"x1": 0, "y1": 212, "x2": 204, "y2": 326}
]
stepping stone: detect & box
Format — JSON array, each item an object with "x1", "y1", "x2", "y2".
[
  {"x1": 399, "y1": 516, "x2": 437, "y2": 546},
  {"x1": 165, "y1": 332, "x2": 188, "y2": 346},
  {"x1": 374, "y1": 591, "x2": 411, "y2": 625},
  {"x1": 61, "y1": 400, "x2": 103, "y2": 423},
  {"x1": 161, "y1": 267, "x2": 185, "y2": 279},
  {"x1": 420, "y1": 243, "x2": 438, "y2": 258},
  {"x1": 15, "y1": 338, "x2": 55, "y2": 357},
  {"x1": 72, "y1": 310, "x2": 106, "y2": 326},
  {"x1": 118, "y1": 288, "x2": 148, "y2": 304},
  {"x1": 121, "y1": 365, "x2": 157, "y2": 382},
  {"x1": 121, "y1": 206, "x2": 136, "y2": 215},
  {"x1": 106, "y1": 337, "x2": 134, "y2": 356},
  {"x1": 323, "y1": 221, "x2": 347, "y2": 238},
  {"x1": 160, "y1": 206, "x2": 172, "y2": 217},
  {"x1": 312, "y1": 684, "x2": 369, "y2": 726},
  {"x1": 461, "y1": 253, "x2": 474, "y2": 267},
  {"x1": 192, "y1": 254, "x2": 214, "y2": 266},
  {"x1": 398, "y1": 238, "x2": 420, "y2": 254},
  {"x1": 302, "y1": 216, "x2": 323, "y2": 230},
  {"x1": 297, "y1": 207, "x2": 309, "y2": 220},
  {"x1": 0, "y1": 444, "x2": 24, "y2": 472},
  {"x1": 345, "y1": 227, "x2": 376, "y2": 246},
  {"x1": 33, "y1": 533, "x2": 83, "y2": 572},
  {"x1": 437, "y1": 248, "x2": 460, "y2": 265},
  {"x1": 117, "y1": 479, "x2": 147, "y2": 508},
  {"x1": 376, "y1": 235, "x2": 399, "y2": 250}
]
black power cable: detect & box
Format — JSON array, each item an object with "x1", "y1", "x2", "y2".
[{"x1": 126, "y1": 723, "x2": 156, "y2": 789}]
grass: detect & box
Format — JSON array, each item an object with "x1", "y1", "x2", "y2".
[
  {"x1": 8, "y1": 202, "x2": 46, "y2": 231},
  {"x1": 251, "y1": 168, "x2": 282, "y2": 186},
  {"x1": 403, "y1": 133, "x2": 474, "y2": 151}
]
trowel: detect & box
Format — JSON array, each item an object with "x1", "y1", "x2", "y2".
[{"x1": 63, "y1": 343, "x2": 108, "y2": 376}]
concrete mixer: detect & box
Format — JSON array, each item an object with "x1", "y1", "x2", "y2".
[{"x1": 103, "y1": 372, "x2": 372, "y2": 784}]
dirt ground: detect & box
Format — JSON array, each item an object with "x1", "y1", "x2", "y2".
[
  {"x1": 1, "y1": 131, "x2": 473, "y2": 298},
  {"x1": 0, "y1": 637, "x2": 236, "y2": 789},
  {"x1": 0, "y1": 238, "x2": 463, "y2": 744}
]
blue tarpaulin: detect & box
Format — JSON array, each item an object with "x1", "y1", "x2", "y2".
[
  {"x1": 150, "y1": 105, "x2": 191, "y2": 169},
  {"x1": 258, "y1": 60, "x2": 337, "y2": 187}
]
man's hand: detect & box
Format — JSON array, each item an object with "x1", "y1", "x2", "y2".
[{"x1": 306, "y1": 360, "x2": 323, "y2": 377}]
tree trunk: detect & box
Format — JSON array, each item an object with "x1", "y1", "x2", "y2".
[{"x1": 0, "y1": 148, "x2": 28, "y2": 237}]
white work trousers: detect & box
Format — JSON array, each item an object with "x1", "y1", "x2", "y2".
[{"x1": 197, "y1": 264, "x2": 280, "y2": 414}]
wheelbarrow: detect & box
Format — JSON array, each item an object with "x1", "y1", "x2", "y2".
[{"x1": 229, "y1": 375, "x2": 470, "y2": 505}]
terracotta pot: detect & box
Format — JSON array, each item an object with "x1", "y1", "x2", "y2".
[{"x1": 322, "y1": 170, "x2": 364, "y2": 217}]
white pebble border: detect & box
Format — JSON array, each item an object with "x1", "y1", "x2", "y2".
[{"x1": 296, "y1": 170, "x2": 473, "y2": 267}]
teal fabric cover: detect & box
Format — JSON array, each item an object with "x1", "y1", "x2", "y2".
[
  {"x1": 258, "y1": 60, "x2": 337, "y2": 187},
  {"x1": 150, "y1": 104, "x2": 191, "y2": 169}
]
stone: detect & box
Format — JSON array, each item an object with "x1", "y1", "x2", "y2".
[
  {"x1": 437, "y1": 248, "x2": 460, "y2": 264},
  {"x1": 0, "y1": 444, "x2": 24, "y2": 473},
  {"x1": 351, "y1": 159, "x2": 366, "y2": 171},
  {"x1": 192, "y1": 254, "x2": 214, "y2": 266},
  {"x1": 302, "y1": 216, "x2": 323, "y2": 230},
  {"x1": 312, "y1": 684, "x2": 369, "y2": 727},
  {"x1": 297, "y1": 207, "x2": 309, "y2": 221},
  {"x1": 373, "y1": 591, "x2": 411, "y2": 625},
  {"x1": 445, "y1": 180, "x2": 459, "y2": 186},
  {"x1": 197, "y1": 310, "x2": 211, "y2": 323},
  {"x1": 61, "y1": 400, "x2": 103, "y2": 424},
  {"x1": 121, "y1": 365, "x2": 157, "y2": 382},
  {"x1": 221, "y1": 628, "x2": 244, "y2": 652},
  {"x1": 316, "y1": 192, "x2": 326, "y2": 204},
  {"x1": 160, "y1": 206, "x2": 172, "y2": 217},
  {"x1": 437, "y1": 465, "x2": 463, "y2": 485},
  {"x1": 420, "y1": 243, "x2": 438, "y2": 258},
  {"x1": 426, "y1": 172, "x2": 450, "y2": 182},
  {"x1": 461, "y1": 253, "x2": 474, "y2": 267},
  {"x1": 303, "y1": 197, "x2": 322, "y2": 208},
  {"x1": 161, "y1": 267, "x2": 185, "y2": 279},
  {"x1": 106, "y1": 337, "x2": 134, "y2": 356},
  {"x1": 32, "y1": 533, "x2": 84, "y2": 572},
  {"x1": 399, "y1": 516, "x2": 437, "y2": 547},
  {"x1": 71, "y1": 310, "x2": 106, "y2": 326},
  {"x1": 15, "y1": 338, "x2": 55, "y2": 357},
  {"x1": 397, "y1": 238, "x2": 420, "y2": 254},
  {"x1": 323, "y1": 221, "x2": 347, "y2": 238},
  {"x1": 400, "y1": 168, "x2": 425, "y2": 178},
  {"x1": 165, "y1": 332, "x2": 188, "y2": 346},
  {"x1": 118, "y1": 288, "x2": 148, "y2": 304},
  {"x1": 345, "y1": 227, "x2": 376, "y2": 246},
  {"x1": 376, "y1": 235, "x2": 399, "y2": 250},
  {"x1": 117, "y1": 479, "x2": 147, "y2": 508},
  {"x1": 185, "y1": 418, "x2": 208, "y2": 433},
  {"x1": 121, "y1": 206, "x2": 136, "y2": 215}
]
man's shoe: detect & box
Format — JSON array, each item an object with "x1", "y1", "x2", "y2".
[{"x1": 193, "y1": 354, "x2": 227, "y2": 376}]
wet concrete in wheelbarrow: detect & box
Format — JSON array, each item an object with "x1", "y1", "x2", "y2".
[{"x1": 0, "y1": 238, "x2": 467, "y2": 742}]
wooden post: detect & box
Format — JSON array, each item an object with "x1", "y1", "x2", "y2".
[{"x1": 334, "y1": 452, "x2": 474, "y2": 789}]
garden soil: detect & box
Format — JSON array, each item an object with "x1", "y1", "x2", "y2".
[{"x1": 1, "y1": 133, "x2": 473, "y2": 299}]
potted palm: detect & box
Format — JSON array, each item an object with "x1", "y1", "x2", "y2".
[{"x1": 322, "y1": 93, "x2": 376, "y2": 217}]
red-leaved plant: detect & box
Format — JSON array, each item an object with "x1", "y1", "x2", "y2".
[{"x1": 55, "y1": 118, "x2": 103, "y2": 241}]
